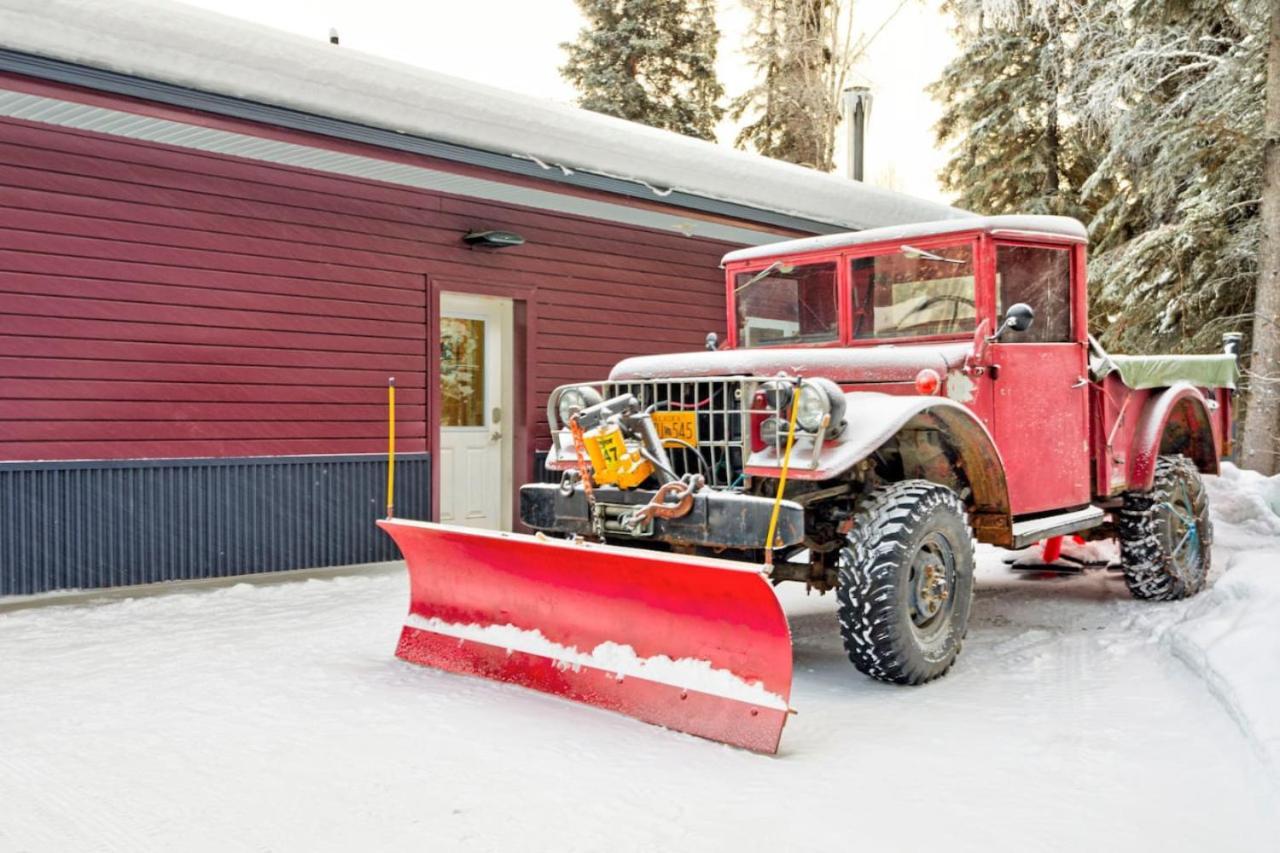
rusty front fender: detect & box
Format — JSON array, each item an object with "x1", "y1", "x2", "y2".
[
  {"x1": 746, "y1": 392, "x2": 1013, "y2": 543},
  {"x1": 1127, "y1": 382, "x2": 1221, "y2": 492}
]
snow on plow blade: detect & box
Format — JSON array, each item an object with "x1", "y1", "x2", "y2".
[{"x1": 377, "y1": 519, "x2": 793, "y2": 753}]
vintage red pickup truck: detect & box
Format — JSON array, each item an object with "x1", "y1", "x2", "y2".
[
  {"x1": 525, "y1": 214, "x2": 1238, "y2": 673},
  {"x1": 381, "y1": 214, "x2": 1240, "y2": 751}
]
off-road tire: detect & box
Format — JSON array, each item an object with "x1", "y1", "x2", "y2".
[
  {"x1": 1118, "y1": 455, "x2": 1212, "y2": 601},
  {"x1": 836, "y1": 481, "x2": 976, "y2": 685}
]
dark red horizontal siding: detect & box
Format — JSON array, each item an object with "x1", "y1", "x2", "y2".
[{"x1": 0, "y1": 77, "x2": 773, "y2": 462}]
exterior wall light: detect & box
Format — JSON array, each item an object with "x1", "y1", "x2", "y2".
[{"x1": 463, "y1": 230, "x2": 525, "y2": 249}]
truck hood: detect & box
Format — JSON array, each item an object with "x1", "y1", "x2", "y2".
[{"x1": 610, "y1": 343, "x2": 973, "y2": 384}]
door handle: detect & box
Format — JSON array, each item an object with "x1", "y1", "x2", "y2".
[
  {"x1": 1071, "y1": 377, "x2": 1088, "y2": 389},
  {"x1": 489, "y1": 430, "x2": 503, "y2": 442}
]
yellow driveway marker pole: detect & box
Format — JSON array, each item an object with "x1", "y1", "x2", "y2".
[{"x1": 386, "y1": 376, "x2": 396, "y2": 519}]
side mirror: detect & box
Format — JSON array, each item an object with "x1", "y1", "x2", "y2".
[
  {"x1": 1005, "y1": 303, "x2": 1035, "y2": 332},
  {"x1": 705, "y1": 331, "x2": 719, "y2": 351},
  {"x1": 988, "y1": 303, "x2": 1035, "y2": 343}
]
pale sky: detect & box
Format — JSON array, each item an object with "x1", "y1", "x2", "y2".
[{"x1": 176, "y1": 0, "x2": 958, "y2": 204}]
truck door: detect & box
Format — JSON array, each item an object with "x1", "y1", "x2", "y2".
[{"x1": 988, "y1": 243, "x2": 1091, "y2": 515}]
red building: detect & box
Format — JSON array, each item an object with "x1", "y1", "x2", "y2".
[{"x1": 0, "y1": 0, "x2": 964, "y2": 595}]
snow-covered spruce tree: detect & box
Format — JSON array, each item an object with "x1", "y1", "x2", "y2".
[
  {"x1": 731, "y1": 0, "x2": 856, "y2": 171},
  {"x1": 1072, "y1": 0, "x2": 1264, "y2": 358},
  {"x1": 930, "y1": 0, "x2": 1096, "y2": 219},
  {"x1": 560, "y1": 0, "x2": 725, "y2": 141},
  {"x1": 932, "y1": 0, "x2": 1264, "y2": 361}
]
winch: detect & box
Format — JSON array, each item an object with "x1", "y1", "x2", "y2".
[
  {"x1": 563, "y1": 393, "x2": 674, "y2": 491},
  {"x1": 580, "y1": 422, "x2": 653, "y2": 488}
]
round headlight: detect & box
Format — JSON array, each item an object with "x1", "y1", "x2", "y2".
[
  {"x1": 795, "y1": 383, "x2": 829, "y2": 432},
  {"x1": 557, "y1": 385, "x2": 603, "y2": 424}
]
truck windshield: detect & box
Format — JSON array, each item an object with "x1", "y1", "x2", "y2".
[
  {"x1": 851, "y1": 243, "x2": 976, "y2": 340},
  {"x1": 734, "y1": 261, "x2": 839, "y2": 347}
]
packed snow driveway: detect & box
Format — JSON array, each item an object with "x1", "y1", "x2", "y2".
[{"x1": 2, "y1": 471, "x2": 1279, "y2": 852}]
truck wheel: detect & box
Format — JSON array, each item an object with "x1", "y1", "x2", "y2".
[
  {"x1": 1118, "y1": 455, "x2": 1212, "y2": 601},
  {"x1": 836, "y1": 481, "x2": 975, "y2": 685}
]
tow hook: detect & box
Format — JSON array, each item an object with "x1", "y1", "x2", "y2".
[{"x1": 622, "y1": 475, "x2": 705, "y2": 530}]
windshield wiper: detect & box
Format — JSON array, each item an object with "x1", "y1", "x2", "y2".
[
  {"x1": 900, "y1": 244, "x2": 964, "y2": 265},
  {"x1": 734, "y1": 260, "x2": 785, "y2": 293}
]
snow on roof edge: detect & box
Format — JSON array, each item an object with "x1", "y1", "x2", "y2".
[{"x1": 0, "y1": 0, "x2": 973, "y2": 233}]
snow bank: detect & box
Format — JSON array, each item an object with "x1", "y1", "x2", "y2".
[
  {"x1": 1137, "y1": 463, "x2": 1280, "y2": 768},
  {"x1": 0, "y1": 0, "x2": 969, "y2": 232},
  {"x1": 1205, "y1": 462, "x2": 1280, "y2": 541},
  {"x1": 405, "y1": 614, "x2": 788, "y2": 710}
]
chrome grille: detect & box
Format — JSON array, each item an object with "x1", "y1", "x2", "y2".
[{"x1": 603, "y1": 378, "x2": 748, "y2": 489}]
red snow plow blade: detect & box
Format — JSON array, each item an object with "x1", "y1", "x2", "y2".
[{"x1": 377, "y1": 519, "x2": 793, "y2": 753}]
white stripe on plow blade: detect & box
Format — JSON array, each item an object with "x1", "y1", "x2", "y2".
[{"x1": 404, "y1": 614, "x2": 789, "y2": 711}]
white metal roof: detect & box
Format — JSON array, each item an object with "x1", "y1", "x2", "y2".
[
  {"x1": 721, "y1": 215, "x2": 1089, "y2": 265},
  {"x1": 0, "y1": 0, "x2": 972, "y2": 235}
]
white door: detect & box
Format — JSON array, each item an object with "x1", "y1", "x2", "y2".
[{"x1": 438, "y1": 293, "x2": 513, "y2": 530}]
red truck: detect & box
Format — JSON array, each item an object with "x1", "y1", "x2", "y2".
[{"x1": 381, "y1": 215, "x2": 1239, "y2": 752}]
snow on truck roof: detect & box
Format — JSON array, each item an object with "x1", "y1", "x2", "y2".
[
  {"x1": 0, "y1": 0, "x2": 971, "y2": 236},
  {"x1": 722, "y1": 215, "x2": 1089, "y2": 265}
]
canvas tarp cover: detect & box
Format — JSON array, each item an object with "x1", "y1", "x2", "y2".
[{"x1": 1090, "y1": 353, "x2": 1238, "y2": 390}]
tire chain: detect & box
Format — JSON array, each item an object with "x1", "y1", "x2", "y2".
[{"x1": 1118, "y1": 455, "x2": 1212, "y2": 601}]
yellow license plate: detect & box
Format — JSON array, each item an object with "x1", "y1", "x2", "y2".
[{"x1": 651, "y1": 411, "x2": 698, "y2": 448}]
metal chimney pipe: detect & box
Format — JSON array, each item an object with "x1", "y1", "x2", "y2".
[{"x1": 842, "y1": 86, "x2": 872, "y2": 181}]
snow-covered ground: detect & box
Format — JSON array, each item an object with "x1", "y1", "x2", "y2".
[{"x1": 2, "y1": 467, "x2": 1279, "y2": 852}]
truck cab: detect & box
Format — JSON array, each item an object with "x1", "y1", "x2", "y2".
[{"x1": 723, "y1": 214, "x2": 1092, "y2": 517}]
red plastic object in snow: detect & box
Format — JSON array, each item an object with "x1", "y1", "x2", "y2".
[
  {"x1": 1041, "y1": 534, "x2": 1088, "y2": 563},
  {"x1": 377, "y1": 519, "x2": 794, "y2": 753},
  {"x1": 1041, "y1": 535, "x2": 1064, "y2": 563}
]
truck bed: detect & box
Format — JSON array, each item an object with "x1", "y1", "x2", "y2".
[{"x1": 1091, "y1": 352, "x2": 1238, "y2": 390}]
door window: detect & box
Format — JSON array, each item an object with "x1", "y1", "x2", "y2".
[
  {"x1": 440, "y1": 317, "x2": 485, "y2": 427},
  {"x1": 996, "y1": 246, "x2": 1072, "y2": 343}
]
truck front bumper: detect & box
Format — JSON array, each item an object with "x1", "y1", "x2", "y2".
[{"x1": 519, "y1": 483, "x2": 805, "y2": 550}]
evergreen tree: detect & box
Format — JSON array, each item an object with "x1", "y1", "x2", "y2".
[
  {"x1": 931, "y1": 0, "x2": 1264, "y2": 357},
  {"x1": 732, "y1": 0, "x2": 856, "y2": 171},
  {"x1": 560, "y1": 0, "x2": 725, "y2": 141},
  {"x1": 1071, "y1": 0, "x2": 1263, "y2": 356},
  {"x1": 930, "y1": 0, "x2": 1094, "y2": 218}
]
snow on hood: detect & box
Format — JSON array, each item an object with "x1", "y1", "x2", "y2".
[
  {"x1": 609, "y1": 343, "x2": 972, "y2": 383},
  {"x1": 0, "y1": 0, "x2": 969, "y2": 234}
]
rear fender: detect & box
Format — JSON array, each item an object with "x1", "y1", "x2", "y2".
[
  {"x1": 746, "y1": 392, "x2": 1012, "y2": 544},
  {"x1": 1128, "y1": 383, "x2": 1221, "y2": 491}
]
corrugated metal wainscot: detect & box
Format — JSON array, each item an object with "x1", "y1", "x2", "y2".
[{"x1": 0, "y1": 453, "x2": 428, "y2": 595}]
